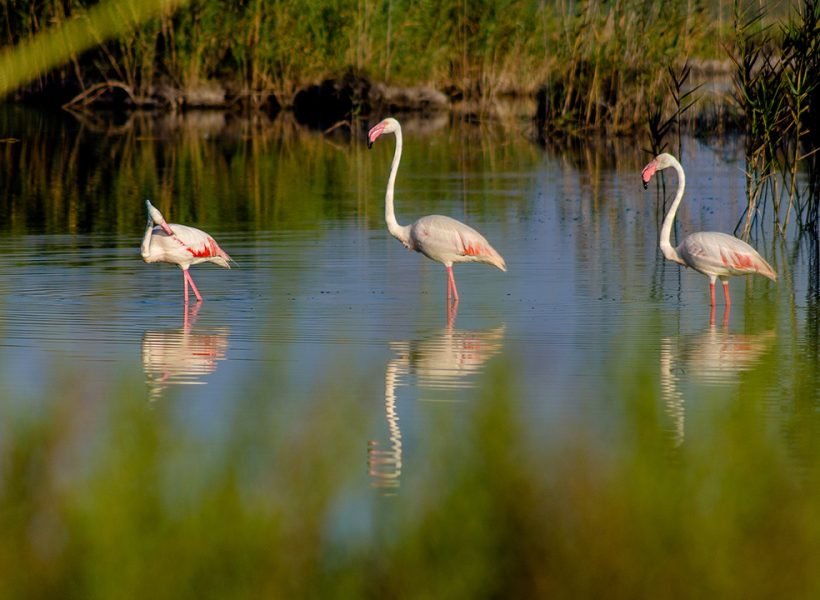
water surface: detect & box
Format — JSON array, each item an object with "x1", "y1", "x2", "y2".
[{"x1": 0, "y1": 107, "x2": 816, "y2": 494}]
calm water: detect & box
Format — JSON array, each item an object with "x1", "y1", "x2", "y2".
[{"x1": 0, "y1": 106, "x2": 817, "y2": 494}]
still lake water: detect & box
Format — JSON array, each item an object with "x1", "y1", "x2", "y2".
[{"x1": 0, "y1": 106, "x2": 817, "y2": 497}]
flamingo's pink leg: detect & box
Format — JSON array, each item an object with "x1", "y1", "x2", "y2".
[
  {"x1": 185, "y1": 270, "x2": 203, "y2": 302},
  {"x1": 183, "y1": 271, "x2": 189, "y2": 304},
  {"x1": 446, "y1": 266, "x2": 459, "y2": 302},
  {"x1": 709, "y1": 282, "x2": 716, "y2": 307},
  {"x1": 722, "y1": 281, "x2": 731, "y2": 308},
  {"x1": 447, "y1": 298, "x2": 459, "y2": 329}
]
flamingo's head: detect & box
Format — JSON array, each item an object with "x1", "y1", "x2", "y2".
[
  {"x1": 641, "y1": 152, "x2": 677, "y2": 189},
  {"x1": 145, "y1": 199, "x2": 166, "y2": 225},
  {"x1": 367, "y1": 117, "x2": 400, "y2": 149}
]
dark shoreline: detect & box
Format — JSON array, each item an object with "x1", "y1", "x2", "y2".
[{"x1": 11, "y1": 63, "x2": 740, "y2": 139}]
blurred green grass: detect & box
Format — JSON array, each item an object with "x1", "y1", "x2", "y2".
[{"x1": 3, "y1": 353, "x2": 820, "y2": 598}]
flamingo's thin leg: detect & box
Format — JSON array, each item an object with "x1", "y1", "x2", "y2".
[
  {"x1": 447, "y1": 298, "x2": 459, "y2": 329},
  {"x1": 185, "y1": 270, "x2": 203, "y2": 302},
  {"x1": 709, "y1": 282, "x2": 716, "y2": 307},
  {"x1": 446, "y1": 266, "x2": 459, "y2": 302},
  {"x1": 183, "y1": 271, "x2": 189, "y2": 305},
  {"x1": 722, "y1": 281, "x2": 731, "y2": 308}
]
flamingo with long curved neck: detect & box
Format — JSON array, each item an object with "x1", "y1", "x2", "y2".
[
  {"x1": 367, "y1": 117, "x2": 506, "y2": 303},
  {"x1": 642, "y1": 153, "x2": 776, "y2": 307}
]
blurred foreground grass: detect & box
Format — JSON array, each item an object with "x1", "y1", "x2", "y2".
[{"x1": 2, "y1": 355, "x2": 820, "y2": 599}]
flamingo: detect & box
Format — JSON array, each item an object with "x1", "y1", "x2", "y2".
[
  {"x1": 641, "y1": 153, "x2": 776, "y2": 307},
  {"x1": 140, "y1": 200, "x2": 232, "y2": 304},
  {"x1": 367, "y1": 117, "x2": 506, "y2": 303}
]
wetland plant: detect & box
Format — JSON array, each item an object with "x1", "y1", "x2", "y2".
[
  {"x1": 645, "y1": 60, "x2": 702, "y2": 157},
  {"x1": 731, "y1": 0, "x2": 820, "y2": 237}
]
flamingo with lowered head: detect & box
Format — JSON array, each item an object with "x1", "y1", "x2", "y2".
[
  {"x1": 641, "y1": 153, "x2": 776, "y2": 307},
  {"x1": 140, "y1": 200, "x2": 232, "y2": 304},
  {"x1": 367, "y1": 117, "x2": 506, "y2": 303}
]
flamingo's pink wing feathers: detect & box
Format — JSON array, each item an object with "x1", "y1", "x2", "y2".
[
  {"x1": 163, "y1": 224, "x2": 233, "y2": 268},
  {"x1": 411, "y1": 215, "x2": 506, "y2": 271},
  {"x1": 681, "y1": 232, "x2": 776, "y2": 280}
]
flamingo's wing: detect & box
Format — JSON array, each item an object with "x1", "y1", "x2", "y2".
[
  {"x1": 411, "y1": 215, "x2": 506, "y2": 270},
  {"x1": 680, "y1": 232, "x2": 775, "y2": 280},
  {"x1": 160, "y1": 224, "x2": 233, "y2": 268}
]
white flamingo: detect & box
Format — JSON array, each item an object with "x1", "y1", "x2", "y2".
[
  {"x1": 367, "y1": 118, "x2": 506, "y2": 303},
  {"x1": 140, "y1": 200, "x2": 232, "y2": 303},
  {"x1": 641, "y1": 153, "x2": 776, "y2": 306}
]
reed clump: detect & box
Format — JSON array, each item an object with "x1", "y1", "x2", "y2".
[
  {"x1": 731, "y1": 0, "x2": 820, "y2": 236},
  {"x1": 1, "y1": 0, "x2": 733, "y2": 128},
  {"x1": 537, "y1": 0, "x2": 704, "y2": 137}
]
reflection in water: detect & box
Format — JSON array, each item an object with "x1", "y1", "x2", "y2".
[
  {"x1": 141, "y1": 303, "x2": 230, "y2": 401},
  {"x1": 369, "y1": 306, "x2": 505, "y2": 492},
  {"x1": 660, "y1": 322, "x2": 775, "y2": 446},
  {"x1": 368, "y1": 360, "x2": 404, "y2": 492}
]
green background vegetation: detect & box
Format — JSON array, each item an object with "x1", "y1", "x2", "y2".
[{"x1": 0, "y1": 1, "x2": 788, "y2": 102}]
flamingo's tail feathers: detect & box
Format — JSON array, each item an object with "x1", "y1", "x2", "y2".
[
  {"x1": 758, "y1": 258, "x2": 777, "y2": 282},
  {"x1": 485, "y1": 246, "x2": 507, "y2": 272},
  {"x1": 216, "y1": 246, "x2": 234, "y2": 269}
]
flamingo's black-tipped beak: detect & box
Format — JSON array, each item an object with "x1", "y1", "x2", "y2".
[
  {"x1": 367, "y1": 122, "x2": 386, "y2": 149},
  {"x1": 640, "y1": 160, "x2": 657, "y2": 190}
]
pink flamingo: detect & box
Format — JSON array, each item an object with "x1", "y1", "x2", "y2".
[
  {"x1": 641, "y1": 153, "x2": 776, "y2": 307},
  {"x1": 367, "y1": 118, "x2": 506, "y2": 303},
  {"x1": 140, "y1": 200, "x2": 232, "y2": 303}
]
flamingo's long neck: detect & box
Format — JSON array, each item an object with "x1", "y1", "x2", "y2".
[
  {"x1": 385, "y1": 126, "x2": 411, "y2": 245},
  {"x1": 141, "y1": 218, "x2": 154, "y2": 261},
  {"x1": 659, "y1": 158, "x2": 686, "y2": 265}
]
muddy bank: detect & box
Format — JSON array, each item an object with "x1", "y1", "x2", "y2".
[
  {"x1": 49, "y1": 65, "x2": 738, "y2": 138},
  {"x1": 49, "y1": 72, "x2": 537, "y2": 130}
]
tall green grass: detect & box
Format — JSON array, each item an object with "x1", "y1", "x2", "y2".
[
  {"x1": 0, "y1": 0, "x2": 752, "y2": 123},
  {"x1": 731, "y1": 0, "x2": 819, "y2": 236},
  {"x1": 2, "y1": 348, "x2": 820, "y2": 597}
]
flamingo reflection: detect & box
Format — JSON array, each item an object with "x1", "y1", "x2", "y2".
[
  {"x1": 141, "y1": 302, "x2": 230, "y2": 401},
  {"x1": 368, "y1": 305, "x2": 505, "y2": 491},
  {"x1": 660, "y1": 319, "x2": 775, "y2": 446}
]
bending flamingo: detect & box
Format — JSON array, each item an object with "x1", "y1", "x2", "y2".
[
  {"x1": 367, "y1": 118, "x2": 506, "y2": 302},
  {"x1": 641, "y1": 153, "x2": 776, "y2": 306},
  {"x1": 140, "y1": 200, "x2": 232, "y2": 304}
]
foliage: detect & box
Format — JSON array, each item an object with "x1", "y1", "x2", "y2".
[
  {"x1": 0, "y1": 0, "x2": 737, "y2": 125},
  {"x1": 0, "y1": 0, "x2": 187, "y2": 100},
  {"x1": 731, "y1": 0, "x2": 820, "y2": 236},
  {"x1": 2, "y1": 336, "x2": 820, "y2": 597},
  {"x1": 645, "y1": 60, "x2": 702, "y2": 156},
  {"x1": 536, "y1": 0, "x2": 702, "y2": 137}
]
